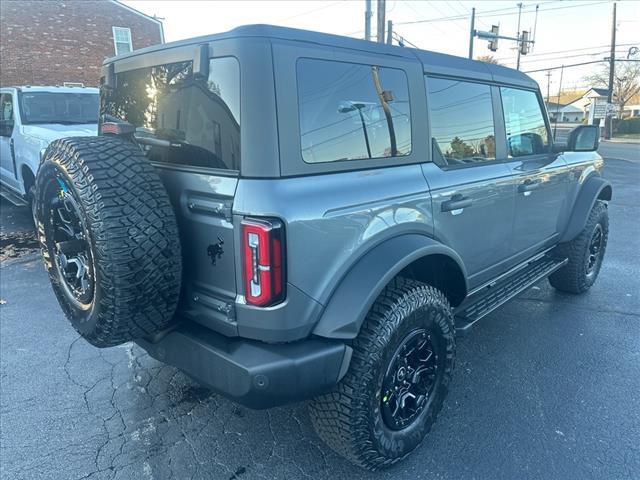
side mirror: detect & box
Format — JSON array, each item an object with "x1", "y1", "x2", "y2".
[{"x1": 567, "y1": 125, "x2": 599, "y2": 152}]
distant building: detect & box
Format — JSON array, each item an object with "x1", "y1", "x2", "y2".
[
  {"x1": 545, "y1": 101, "x2": 585, "y2": 123},
  {"x1": 622, "y1": 104, "x2": 640, "y2": 118},
  {"x1": 567, "y1": 88, "x2": 612, "y2": 123},
  {"x1": 0, "y1": 0, "x2": 164, "y2": 87}
]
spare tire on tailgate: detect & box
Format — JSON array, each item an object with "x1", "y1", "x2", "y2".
[{"x1": 35, "y1": 136, "x2": 182, "y2": 347}]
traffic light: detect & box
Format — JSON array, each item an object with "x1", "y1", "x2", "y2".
[
  {"x1": 488, "y1": 25, "x2": 499, "y2": 51},
  {"x1": 520, "y1": 31, "x2": 530, "y2": 55}
]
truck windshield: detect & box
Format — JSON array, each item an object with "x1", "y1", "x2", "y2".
[
  {"x1": 20, "y1": 92, "x2": 99, "y2": 125},
  {"x1": 100, "y1": 57, "x2": 240, "y2": 171}
]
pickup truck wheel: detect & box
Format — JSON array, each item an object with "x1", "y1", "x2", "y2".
[
  {"x1": 309, "y1": 278, "x2": 455, "y2": 470},
  {"x1": 28, "y1": 185, "x2": 38, "y2": 227},
  {"x1": 35, "y1": 137, "x2": 182, "y2": 347},
  {"x1": 549, "y1": 200, "x2": 608, "y2": 294}
]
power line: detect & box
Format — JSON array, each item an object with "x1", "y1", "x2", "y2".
[
  {"x1": 494, "y1": 43, "x2": 637, "y2": 61},
  {"x1": 524, "y1": 59, "x2": 639, "y2": 73},
  {"x1": 395, "y1": 1, "x2": 606, "y2": 26},
  {"x1": 274, "y1": 0, "x2": 343, "y2": 23},
  {"x1": 518, "y1": 49, "x2": 631, "y2": 65}
]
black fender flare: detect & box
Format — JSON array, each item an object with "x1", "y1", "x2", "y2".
[
  {"x1": 559, "y1": 175, "x2": 612, "y2": 243},
  {"x1": 312, "y1": 234, "x2": 468, "y2": 339}
]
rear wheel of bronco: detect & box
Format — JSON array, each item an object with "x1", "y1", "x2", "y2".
[
  {"x1": 35, "y1": 137, "x2": 182, "y2": 347},
  {"x1": 309, "y1": 278, "x2": 455, "y2": 470},
  {"x1": 549, "y1": 200, "x2": 608, "y2": 294}
]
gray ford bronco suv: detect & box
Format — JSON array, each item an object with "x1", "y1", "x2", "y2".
[{"x1": 35, "y1": 25, "x2": 611, "y2": 470}]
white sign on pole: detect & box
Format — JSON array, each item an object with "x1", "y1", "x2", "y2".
[{"x1": 592, "y1": 99, "x2": 607, "y2": 119}]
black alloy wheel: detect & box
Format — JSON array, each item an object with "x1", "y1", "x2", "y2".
[
  {"x1": 380, "y1": 328, "x2": 442, "y2": 431},
  {"x1": 585, "y1": 223, "x2": 604, "y2": 278},
  {"x1": 42, "y1": 174, "x2": 95, "y2": 309}
]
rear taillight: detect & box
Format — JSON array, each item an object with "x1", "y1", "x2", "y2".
[
  {"x1": 241, "y1": 218, "x2": 285, "y2": 307},
  {"x1": 100, "y1": 121, "x2": 135, "y2": 135}
]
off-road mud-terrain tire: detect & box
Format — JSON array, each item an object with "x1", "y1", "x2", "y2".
[
  {"x1": 309, "y1": 278, "x2": 455, "y2": 470},
  {"x1": 549, "y1": 200, "x2": 608, "y2": 294},
  {"x1": 35, "y1": 136, "x2": 182, "y2": 347},
  {"x1": 28, "y1": 185, "x2": 37, "y2": 227}
]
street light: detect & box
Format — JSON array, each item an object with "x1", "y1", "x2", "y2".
[{"x1": 338, "y1": 101, "x2": 374, "y2": 159}]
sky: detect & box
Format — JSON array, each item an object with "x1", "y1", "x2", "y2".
[{"x1": 122, "y1": 0, "x2": 640, "y2": 96}]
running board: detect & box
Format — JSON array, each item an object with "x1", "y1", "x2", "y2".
[
  {"x1": 0, "y1": 184, "x2": 28, "y2": 207},
  {"x1": 455, "y1": 256, "x2": 568, "y2": 335}
]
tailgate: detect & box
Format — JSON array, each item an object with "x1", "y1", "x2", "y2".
[{"x1": 157, "y1": 168, "x2": 238, "y2": 336}]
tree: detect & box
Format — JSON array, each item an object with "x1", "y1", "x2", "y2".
[
  {"x1": 476, "y1": 55, "x2": 501, "y2": 65},
  {"x1": 448, "y1": 137, "x2": 475, "y2": 158},
  {"x1": 585, "y1": 61, "x2": 640, "y2": 117}
]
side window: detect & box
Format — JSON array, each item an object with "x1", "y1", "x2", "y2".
[
  {"x1": 112, "y1": 27, "x2": 133, "y2": 56},
  {"x1": 297, "y1": 58, "x2": 411, "y2": 164},
  {"x1": 0, "y1": 94, "x2": 14, "y2": 138},
  {"x1": 1, "y1": 94, "x2": 13, "y2": 121},
  {"x1": 426, "y1": 77, "x2": 495, "y2": 167},
  {"x1": 500, "y1": 87, "x2": 549, "y2": 157}
]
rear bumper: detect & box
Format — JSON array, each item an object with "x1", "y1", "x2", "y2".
[{"x1": 136, "y1": 323, "x2": 352, "y2": 409}]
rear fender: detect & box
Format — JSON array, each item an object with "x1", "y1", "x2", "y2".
[
  {"x1": 560, "y1": 175, "x2": 612, "y2": 243},
  {"x1": 312, "y1": 234, "x2": 467, "y2": 339}
]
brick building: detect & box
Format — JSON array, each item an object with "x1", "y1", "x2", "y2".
[{"x1": 0, "y1": 0, "x2": 164, "y2": 87}]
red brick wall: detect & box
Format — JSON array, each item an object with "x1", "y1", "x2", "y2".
[{"x1": 0, "y1": 0, "x2": 163, "y2": 87}]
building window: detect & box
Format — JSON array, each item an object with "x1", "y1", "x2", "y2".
[
  {"x1": 297, "y1": 58, "x2": 412, "y2": 164},
  {"x1": 112, "y1": 27, "x2": 133, "y2": 55}
]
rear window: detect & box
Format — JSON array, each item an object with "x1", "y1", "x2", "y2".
[
  {"x1": 100, "y1": 57, "x2": 240, "y2": 171},
  {"x1": 297, "y1": 58, "x2": 411, "y2": 164}
]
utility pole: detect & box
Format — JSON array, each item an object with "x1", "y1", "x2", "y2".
[
  {"x1": 376, "y1": 0, "x2": 386, "y2": 43},
  {"x1": 515, "y1": 2, "x2": 523, "y2": 70},
  {"x1": 605, "y1": 2, "x2": 616, "y2": 140},
  {"x1": 387, "y1": 20, "x2": 393, "y2": 45},
  {"x1": 365, "y1": 0, "x2": 372, "y2": 41},
  {"x1": 545, "y1": 70, "x2": 552, "y2": 103},
  {"x1": 468, "y1": 7, "x2": 475, "y2": 59}
]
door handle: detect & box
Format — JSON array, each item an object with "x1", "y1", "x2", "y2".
[
  {"x1": 518, "y1": 180, "x2": 541, "y2": 193},
  {"x1": 442, "y1": 195, "x2": 473, "y2": 213}
]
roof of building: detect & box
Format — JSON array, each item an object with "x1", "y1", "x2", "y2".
[
  {"x1": 110, "y1": 1, "x2": 164, "y2": 43},
  {"x1": 586, "y1": 87, "x2": 610, "y2": 97},
  {"x1": 1, "y1": 85, "x2": 99, "y2": 94},
  {"x1": 545, "y1": 101, "x2": 564, "y2": 110},
  {"x1": 104, "y1": 24, "x2": 537, "y2": 89},
  {"x1": 111, "y1": 1, "x2": 163, "y2": 26},
  {"x1": 545, "y1": 101, "x2": 583, "y2": 114}
]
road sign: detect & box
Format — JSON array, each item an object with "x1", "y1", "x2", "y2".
[{"x1": 592, "y1": 100, "x2": 618, "y2": 119}]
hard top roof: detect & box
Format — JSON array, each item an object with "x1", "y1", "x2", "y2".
[{"x1": 104, "y1": 24, "x2": 537, "y2": 89}]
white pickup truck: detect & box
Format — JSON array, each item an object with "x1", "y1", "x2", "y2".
[{"x1": 0, "y1": 86, "x2": 99, "y2": 223}]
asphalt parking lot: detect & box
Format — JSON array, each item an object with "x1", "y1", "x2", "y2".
[{"x1": 1, "y1": 142, "x2": 639, "y2": 480}]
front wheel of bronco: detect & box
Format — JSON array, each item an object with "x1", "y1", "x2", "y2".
[
  {"x1": 309, "y1": 278, "x2": 455, "y2": 470},
  {"x1": 549, "y1": 200, "x2": 609, "y2": 294}
]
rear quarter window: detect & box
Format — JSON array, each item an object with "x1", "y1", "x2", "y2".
[
  {"x1": 296, "y1": 58, "x2": 411, "y2": 164},
  {"x1": 426, "y1": 77, "x2": 496, "y2": 168},
  {"x1": 101, "y1": 57, "x2": 240, "y2": 171}
]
